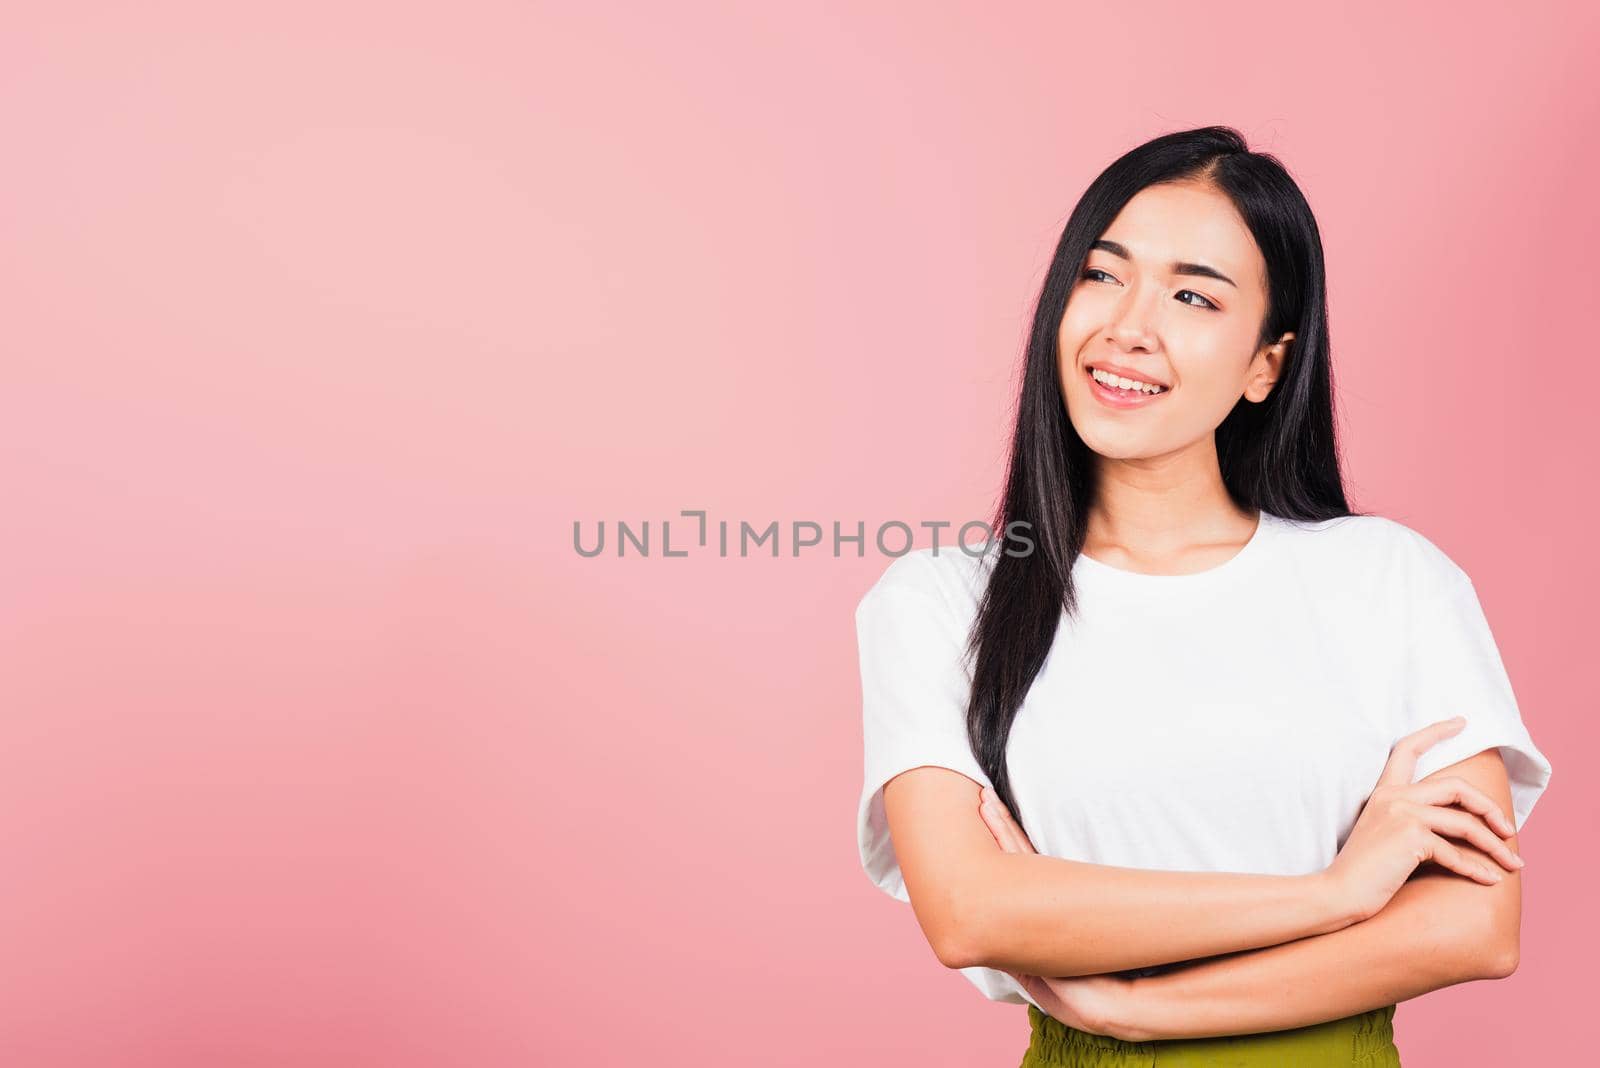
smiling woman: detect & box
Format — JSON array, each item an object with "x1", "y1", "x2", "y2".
[
  {"x1": 1062, "y1": 182, "x2": 1292, "y2": 457},
  {"x1": 852, "y1": 126, "x2": 1552, "y2": 1067}
]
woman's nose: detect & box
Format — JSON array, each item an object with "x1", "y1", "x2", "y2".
[{"x1": 1106, "y1": 295, "x2": 1159, "y2": 352}]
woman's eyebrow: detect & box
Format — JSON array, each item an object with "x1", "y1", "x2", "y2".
[{"x1": 1091, "y1": 238, "x2": 1237, "y2": 288}]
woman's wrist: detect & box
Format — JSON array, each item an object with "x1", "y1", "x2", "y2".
[
  {"x1": 1104, "y1": 973, "x2": 1170, "y2": 1043},
  {"x1": 1302, "y1": 870, "x2": 1363, "y2": 934}
]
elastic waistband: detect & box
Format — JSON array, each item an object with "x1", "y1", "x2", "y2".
[{"x1": 1024, "y1": 1002, "x2": 1399, "y2": 1066}]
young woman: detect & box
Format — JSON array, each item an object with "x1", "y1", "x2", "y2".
[{"x1": 853, "y1": 126, "x2": 1553, "y2": 1066}]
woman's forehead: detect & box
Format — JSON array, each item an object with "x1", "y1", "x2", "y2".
[{"x1": 1097, "y1": 183, "x2": 1263, "y2": 285}]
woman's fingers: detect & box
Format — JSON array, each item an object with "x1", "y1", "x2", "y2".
[
  {"x1": 980, "y1": 803, "x2": 1019, "y2": 852},
  {"x1": 1428, "y1": 835, "x2": 1505, "y2": 885},
  {"x1": 1419, "y1": 804, "x2": 1524, "y2": 871},
  {"x1": 978, "y1": 787, "x2": 1010, "y2": 847},
  {"x1": 979, "y1": 786, "x2": 1035, "y2": 854},
  {"x1": 1377, "y1": 716, "x2": 1466, "y2": 788},
  {"x1": 1410, "y1": 776, "x2": 1516, "y2": 838},
  {"x1": 987, "y1": 801, "x2": 1026, "y2": 852}
]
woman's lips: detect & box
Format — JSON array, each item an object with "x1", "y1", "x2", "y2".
[{"x1": 1087, "y1": 366, "x2": 1169, "y2": 409}]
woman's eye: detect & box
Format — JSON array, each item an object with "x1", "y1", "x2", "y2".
[
  {"x1": 1176, "y1": 290, "x2": 1218, "y2": 310},
  {"x1": 1081, "y1": 268, "x2": 1216, "y2": 310}
]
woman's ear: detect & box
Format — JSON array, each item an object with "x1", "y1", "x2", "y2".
[{"x1": 1244, "y1": 331, "x2": 1295, "y2": 403}]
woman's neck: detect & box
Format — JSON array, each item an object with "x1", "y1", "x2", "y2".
[{"x1": 1083, "y1": 439, "x2": 1258, "y2": 570}]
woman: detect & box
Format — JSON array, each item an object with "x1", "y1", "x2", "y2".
[{"x1": 853, "y1": 126, "x2": 1553, "y2": 1066}]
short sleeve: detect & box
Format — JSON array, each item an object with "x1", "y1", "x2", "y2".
[
  {"x1": 854, "y1": 554, "x2": 994, "y2": 903},
  {"x1": 1402, "y1": 569, "x2": 1552, "y2": 831}
]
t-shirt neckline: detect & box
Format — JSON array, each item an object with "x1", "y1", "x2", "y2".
[{"x1": 1074, "y1": 509, "x2": 1278, "y2": 587}]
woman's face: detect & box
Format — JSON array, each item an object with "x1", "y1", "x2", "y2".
[{"x1": 1057, "y1": 180, "x2": 1292, "y2": 462}]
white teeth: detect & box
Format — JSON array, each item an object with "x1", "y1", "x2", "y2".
[{"x1": 1091, "y1": 367, "x2": 1165, "y2": 394}]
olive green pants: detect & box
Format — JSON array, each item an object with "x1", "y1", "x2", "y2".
[{"x1": 1021, "y1": 1003, "x2": 1401, "y2": 1067}]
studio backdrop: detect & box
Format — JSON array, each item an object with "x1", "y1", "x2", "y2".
[{"x1": 1, "y1": 2, "x2": 1592, "y2": 1065}]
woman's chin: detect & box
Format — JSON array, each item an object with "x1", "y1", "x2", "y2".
[{"x1": 1076, "y1": 429, "x2": 1171, "y2": 462}]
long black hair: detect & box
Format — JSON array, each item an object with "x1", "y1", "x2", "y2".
[{"x1": 968, "y1": 126, "x2": 1352, "y2": 826}]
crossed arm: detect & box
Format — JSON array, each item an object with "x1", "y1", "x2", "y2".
[
  {"x1": 885, "y1": 747, "x2": 1522, "y2": 1041},
  {"x1": 1100, "y1": 748, "x2": 1521, "y2": 1040}
]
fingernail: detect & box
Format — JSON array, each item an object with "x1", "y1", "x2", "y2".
[
  {"x1": 1512, "y1": 855, "x2": 1525, "y2": 868},
  {"x1": 1490, "y1": 871, "x2": 1503, "y2": 882}
]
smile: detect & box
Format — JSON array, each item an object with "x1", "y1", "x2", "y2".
[{"x1": 1086, "y1": 365, "x2": 1169, "y2": 408}]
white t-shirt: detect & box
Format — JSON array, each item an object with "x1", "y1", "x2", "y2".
[{"x1": 853, "y1": 511, "x2": 1553, "y2": 1008}]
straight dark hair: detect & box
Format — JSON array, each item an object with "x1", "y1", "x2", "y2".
[{"x1": 968, "y1": 126, "x2": 1353, "y2": 828}]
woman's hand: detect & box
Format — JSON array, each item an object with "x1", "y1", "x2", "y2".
[
  {"x1": 977, "y1": 787, "x2": 1148, "y2": 1041},
  {"x1": 1010, "y1": 972, "x2": 1148, "y2": 1041},
  {"x1": 1325, "y1": 715, "x2": 1523, "y2": 923},
  {"x1": 978, "y1": 784, "x2": 1038, "y2": 855}
]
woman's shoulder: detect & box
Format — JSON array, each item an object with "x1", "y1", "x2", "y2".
[
  {"x1": 855, "y1": 542, "x2": 996, "y2": 619},
  {"x1": 1266, "y1": 510, "x2": 1474, "y2": 591}
]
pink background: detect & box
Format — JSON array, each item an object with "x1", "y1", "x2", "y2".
[{"x1": 2, "y1": 2, "x2": 1592, "y2": 1064}]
